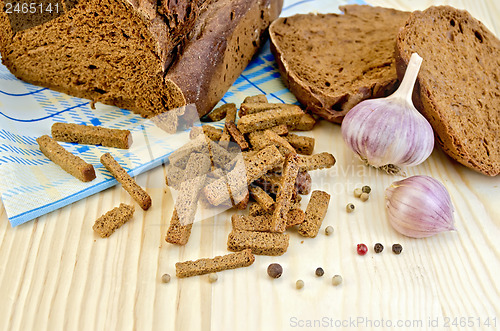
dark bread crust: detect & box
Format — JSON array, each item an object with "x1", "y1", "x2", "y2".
[
  {"x1": 269, "y1": 5, "x2": 410, "y2": 123},
  {"x1": 396, "y1": 6, "x2": 500, "y2": 176},
  {"x1": 166, "y1": 0, "x2": 284, "y2": 117}
]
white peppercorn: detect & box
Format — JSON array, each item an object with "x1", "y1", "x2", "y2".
[
  {"x1": 208, "y1": 273, "x2": 218, "y2": 283},
  {"x1": 332, "y1": 275, "x2": 343, "y2": 286},
  {"x1": 161, "y1": 274, "x2": 171, "y2": 283}
]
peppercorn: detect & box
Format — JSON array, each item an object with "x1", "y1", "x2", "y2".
[
  {"x1": 362, "y1": 185, "x2": 371, "y2": 194},
  {"x1": 296, "y1": 279, "x2": 304, "y2": 289},
  {"x1": 357, "y1": 243, "x2": 368, "y2": 255},
  {"x1": 315, "y1": 267, "x2": 324, "y2": 277},
  {"x1": 353, "y1": 188, "x2": 362, "y2": 198},
  {"x1": 392, "y1": 244, "x2": 403, "y2": 254},
  {"x1": 331, "y1": 275, "x2": 343, "y2": 286},
  {"x1": 360, "y1": 193, "x2": 369, "y2": 202},
  {"x1": 161, "y1": 274, "x2": 171, "y2": 284},
  {"x1": 208, "y1": 273, "x2": 218, "y2": 283},
  {"x1": 325, "y1": 226, "x2": 334, "y2": 236},
  {"x1": 267, "y1": 263, "x2": 283, "y2": 279},
  {"x1": 346, "y1": 203, "x2": 355, "y2": 213},
  {"x1": 374, "y1": 243, "x2": 384, "y2": 253}
]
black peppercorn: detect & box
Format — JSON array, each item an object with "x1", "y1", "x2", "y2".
[
  {"x1": 267, "y1": 263, "x2": 283, "y2": 278},
  {"x1": 392, "y1": 243, "x2": 403, "y2": 254},
  {"x1": 374, "y1": 243, "x2": 384, "y2": 253},
  {"x1": 315, "y1": 267, "x2": 324, "y2": 277}
]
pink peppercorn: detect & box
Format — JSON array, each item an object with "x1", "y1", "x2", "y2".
[{"x1": 357, "y1": 243, "x2": 368, "y2": 255}]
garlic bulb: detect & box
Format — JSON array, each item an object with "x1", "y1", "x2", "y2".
[
  {"x1": 341, "y1": 53, "x2": 434, "y2": 173},
  {"x1": 385, "y1": 175, "x2": 455, "y2": 238}
]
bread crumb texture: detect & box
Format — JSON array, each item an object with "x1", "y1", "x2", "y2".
[
  {"x1": 269, "y1": 5, "x2": 410, "y2": 122},
  {"x1": 396, "y1": 6, "x2": 500, "y2": 176}
]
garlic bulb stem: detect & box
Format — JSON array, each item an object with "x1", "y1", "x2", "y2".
[{"x1": 391, "y1": 53, "x2": 423, "y2": 102}]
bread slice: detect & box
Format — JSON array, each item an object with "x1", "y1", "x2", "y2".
[
  {"x1": 396, "y1": 6, "x2": 500, "y2": 176},
  {"x1": 269, "y1": 5, "x2": 410, "y2": 122},
  {"x1": 0, "y1": 0, "x2": 283, "y2": 118}
]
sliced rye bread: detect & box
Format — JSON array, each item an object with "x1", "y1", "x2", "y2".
[
  {"x1": 0, "y1": 0, "x2": 200, "y2": 117},
  {"x1": 396, "y1": 6, "x2": 500, "y2": 176},
  {"x1": 0, "y1": 0, "x2": 283, "y2": 118},
  {"x1": 269, "y1": 5, "x2": 410, "y2": 123}
]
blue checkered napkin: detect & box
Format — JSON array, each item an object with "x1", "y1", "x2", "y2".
[{"x1": 0, "y1": 87, "x2": 191, "y2": 226}]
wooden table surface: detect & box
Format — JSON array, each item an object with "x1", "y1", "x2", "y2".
[{"x1": 1, "y1": 1, "x2": 499, "y2": 331}]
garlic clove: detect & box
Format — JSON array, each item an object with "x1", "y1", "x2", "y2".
[
  {"x1": 385, "y1": 175, "x2": 455, "y2": 238},
  {"x1": 341, "y1": 53, "x2": 434, "y2": 172}
]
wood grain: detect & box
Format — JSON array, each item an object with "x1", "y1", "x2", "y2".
[{"x1": 1, "y1": 1, "x2": 499, "y2": 331}]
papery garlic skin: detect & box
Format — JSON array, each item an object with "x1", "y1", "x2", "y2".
[
  {"x1": 341, "y1": 53, "x2": 434, "y2": 170},
  {"x1": 342, "y1": 98, "x2": 434, "y2": 168},
  {"x1": 385, "y1": 175, "x2": 455, "y2": 238}
]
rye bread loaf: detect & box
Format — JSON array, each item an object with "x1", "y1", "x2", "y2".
[
  {"x1": 165, "y1": 0, "x2": 283, "y2": 117},
  {"x1": 0, "y1": 0, "x2": 283, "y2": 118},
  {"x1": 0, "y1": 0, "x2": 198, "y2": 117},
  {"x1": 269, "y1": 5, "x2": 410, "y2": 122},
  {"x1": 395, "y1": 6, "x2": 500, "y2": 176}
]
